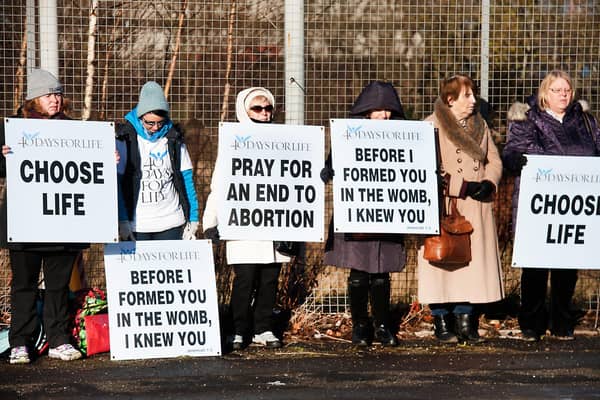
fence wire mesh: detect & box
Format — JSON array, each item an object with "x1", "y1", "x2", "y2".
[{"x1": 1, "y1": 0, "x2": 599, "y2": 327}]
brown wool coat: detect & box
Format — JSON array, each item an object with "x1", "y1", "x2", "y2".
[{"x1": 417, "y1": 102, "x2": 504, "y2": 304}]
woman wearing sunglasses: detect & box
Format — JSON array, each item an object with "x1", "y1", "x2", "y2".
[
  {"x1": 203, "y1": 87, "x2": 288, "y2": 350},
  {"x1": 115, "y1": 81, "x2": 199, "y2": 242}
]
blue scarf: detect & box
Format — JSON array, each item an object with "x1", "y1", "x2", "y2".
[{"x1": 125, "y1": 108, "x2": 173, "y2": 142}]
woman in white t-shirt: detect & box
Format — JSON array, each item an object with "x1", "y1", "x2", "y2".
[{"x1": 116, "y1": 81, "x2": 199, "y2": 241}]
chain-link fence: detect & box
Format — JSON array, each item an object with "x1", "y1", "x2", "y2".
[{"x1": 1, "y1": 1, "x2": 599, "y2": 327}]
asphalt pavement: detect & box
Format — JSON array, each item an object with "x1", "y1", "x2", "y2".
[{"x1": 1, "y1": 335, "x2": 599, "y2": 399}]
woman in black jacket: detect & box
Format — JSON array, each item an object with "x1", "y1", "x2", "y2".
[
  {"x1": 321, "y1": 81, "x2": 406, "y2": 347},
  {"x1": 503, "y1": 70, "x2": 600, "y2": 341}
]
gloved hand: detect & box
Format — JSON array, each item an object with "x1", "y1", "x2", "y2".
[
  {"x1": 320, "y1": 166, "x2": 334, "y2": 183},
  {"x1": 204, "y1": 227, "x2": 220, "y2": 245},
  {"x1": 119, "y1": 220, "x2": 135, "y2": 241},
  {"x1": 182, "y1": 221, "x2": 199, "y2": 240},
  {"x1": 517, "y1": 154, "x2": 528, "y2": 170},
  {"x1": 465, "y1": 180, "x2": 495, "y2": 201}
]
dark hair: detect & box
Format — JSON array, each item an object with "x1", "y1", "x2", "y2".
[
  {"x1": 144, "y1": 109, "x2": 169, "y2": 119},
  {"x1": 439, "y1": 74, "x2": 477, "y2": 106}
]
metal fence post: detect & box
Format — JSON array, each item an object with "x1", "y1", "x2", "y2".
[{"x1": 284, "y1": 0, "x2": 305, "y2": 125}]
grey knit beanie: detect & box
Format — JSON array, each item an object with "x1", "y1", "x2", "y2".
[
  {"x1": 26, "y1": 69, "x2": 63, "y2": 100},
  {"x1": 136, "y1": 81, "x2": 169, "y2": 117}
]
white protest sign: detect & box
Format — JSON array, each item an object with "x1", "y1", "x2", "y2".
[
  {"x1": 512, "y1": 155, "x2": 600, "y2": 269},
  {"x1": 104, "y1": 240, "x2": 221, "y2": 360},
  {"x1": 330, "y1": 119, "x2": 439, "y2": 234},
  {"x1": 4, "y1": 118, "x2": 118, "y2": 243},
  {"x1": 215, "y1": 122, "x2": 325, "y2": 242}
]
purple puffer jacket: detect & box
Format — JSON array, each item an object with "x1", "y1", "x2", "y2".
[{"x1": 502, "y1": 97, "x2": 600, "y2": 234}]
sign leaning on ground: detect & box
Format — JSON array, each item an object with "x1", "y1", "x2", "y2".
[
  {"x1": 104, "y1": 240, "x2": 221, "y2": 360},
  {"x1": 4, "y1": 118, "x2": 118, "y2": 243},
  {"x1": 215, "y1": 122, "x2": 325, "y2": 242},
  {"x1": 330, "y1": 119, "x2": 439, "y2": 234},
  {"x1": 512, "y1": 155, "x2": 600, "y2": 269}
]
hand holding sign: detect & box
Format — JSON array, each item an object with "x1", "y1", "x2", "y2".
[{"x1": 4, "y1": 118, "x2": 118, "y2": 243}]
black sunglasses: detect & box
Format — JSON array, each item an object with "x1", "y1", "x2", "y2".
[
  {"x1": 141, "y1": 118, "x2": 166, "y2": 128},
  {"x1": 249, "y1": 105, "x2": 274, "y2": 112}
]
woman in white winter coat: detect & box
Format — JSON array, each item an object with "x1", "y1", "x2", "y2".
[{"x1": 203, "y1": 87, "x2": 288, "y2": 350}]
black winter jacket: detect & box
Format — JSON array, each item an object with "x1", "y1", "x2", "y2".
[{"x1": 115, "y1": 121, "x2": 191, "y2": 222}]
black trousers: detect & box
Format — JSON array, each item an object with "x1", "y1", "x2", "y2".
[
  {"x1": 9, "y1": 249, "x2": 79, "y2": 348},
  {"x1": 134, "y1": 225, "x2": 184, "y2": 240},
  {"x1": 230, "y1": 263, "x2": 281, "y2": 336},
  {"x1": 518, "y1": 268, "x2": 578, "y2": 336}
]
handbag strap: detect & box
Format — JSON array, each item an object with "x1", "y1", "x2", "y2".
[
  {"x1": 441, "y1": 197, "x2": 466, "y2": 221},
  {"x1": 448, "y1": 197, "x2": 459, "y2": 216}
]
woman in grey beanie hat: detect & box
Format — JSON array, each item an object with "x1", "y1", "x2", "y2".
[
  {"x1": 136, "y1": 81, "x2": 170, "y2": 117},
  {"x1": 26, "y1": 69, "x2": 64, "y2": 101},
  {"x1": 1, "y1": 68, "x2": 84, "y2": 364},
  {"x1": 115, "y1": 81, "x2": 199, "y2": 243}
]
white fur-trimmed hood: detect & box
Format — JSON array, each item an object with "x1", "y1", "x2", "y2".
[{"x1": 507, "y1": 99, "x2": 591, "y2": 122}]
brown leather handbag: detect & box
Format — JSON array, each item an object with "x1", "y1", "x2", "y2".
[{"x1": 423, "y1": 198, "x2": 473, "y2": 266}]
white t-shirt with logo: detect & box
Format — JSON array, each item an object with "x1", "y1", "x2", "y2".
[{"x1": 120, "y1": 135, "x2": 193, "y2": 232}]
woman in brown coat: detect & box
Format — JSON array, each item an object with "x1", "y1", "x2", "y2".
[{"x1": 418, "y1": 74, "x2": 504, "y2": 343}]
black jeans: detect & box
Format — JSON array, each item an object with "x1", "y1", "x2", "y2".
[
  {"x1": 134, "y1": 225, "x2": 184, "y2": 241},
  {"x1": 230, "y1": 263, "x2": 281, "y2": 336},
  {"x1": 9, "y1": 249, "x2": 79, "y2": 348},
  {"x1": 518, "y1": 268, "x2": 578, "y2": 336}
]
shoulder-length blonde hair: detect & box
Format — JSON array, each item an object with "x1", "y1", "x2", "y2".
[{"x1": 537, "y1": 70, "x2": 575, "y2": 110}]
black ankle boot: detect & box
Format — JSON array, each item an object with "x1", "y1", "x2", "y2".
[
  {"x1": 455, "y1": 313, "x2": 472, "y2": 342},
  {"x1": 467, "y1": 314, "x2": 486, "y2": 343},
  {"x1": 374, "y1": 324, "x2": 398, "y2": 347},
  {"x1": 433, "y1": 314, "x2": 458, "y2": 343},
  {"x1": 352, "y1": 323, "x2": 369, "y2": 346}
]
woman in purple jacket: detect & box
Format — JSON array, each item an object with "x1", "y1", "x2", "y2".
[{"x1": 503, "y1": 70, "x2": 600, "y2": 341}]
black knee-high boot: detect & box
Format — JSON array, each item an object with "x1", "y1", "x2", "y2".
[
  {"x1": 370, "y1": 274, "x2": 397, "y2": 346},
  {"x1": 348, "y1": 270, "x2": 370, "y2": 346}
]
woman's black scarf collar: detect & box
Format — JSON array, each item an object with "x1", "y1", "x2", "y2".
[{"x1": 433, "y1": 97, "x2": 486, "y2": 161}]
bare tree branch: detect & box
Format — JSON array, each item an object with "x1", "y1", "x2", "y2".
[
  {"x1": 220, "y1": 0, "x2": 237, "y2": 122},
  {"x1": 100, "y1": 8, "x2": 123, "y2": 120},
  {"x1": 164, "y1": 0, "x2": 188, "y2": 99},
  {"x1": 13, "y1": 17, "x2": 28, "y2": 114},
  {"x1": 82, "y1": 0, "x2": 99, "y2": 121}
]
